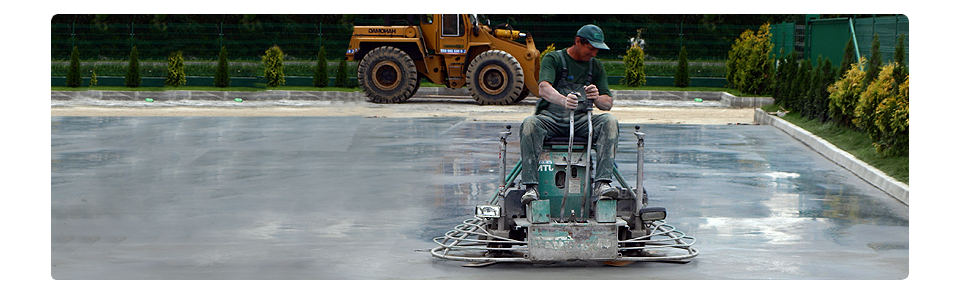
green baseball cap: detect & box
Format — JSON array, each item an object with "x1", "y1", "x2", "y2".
[{"x1": 577, "y1": 24, "x2": 609, "y2": 50}]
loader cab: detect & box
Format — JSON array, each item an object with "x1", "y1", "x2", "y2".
[{"x1": 434, "y1": 14, "x2": 471, "y2": 87}]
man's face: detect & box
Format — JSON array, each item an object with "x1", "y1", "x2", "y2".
[{"x1": 573, "y1": 38, "x2": 599, "y2": 61}]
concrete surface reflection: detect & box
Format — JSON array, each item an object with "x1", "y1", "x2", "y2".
[{"x1": 51, "y1": 117, "x2": 907, "y2": 279}]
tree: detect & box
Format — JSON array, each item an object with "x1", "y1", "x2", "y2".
[
  {"x1": 726, "y1": 23, "x2": 773, "y2": 95},
  {"x1": 801, "y1": 57, "x2": 824, "y2": 119},
  {"x1": 828, "y1": 58, "x2": 867, "y2": 127},
  {"x1": 66, "y1": 46, "x2": 82, "y2": 87},
  {"x1": 812, "y1": 57, "x2": 836, "y2": 122},
  {"x1": 874, "y1": 75, "x2": 908, "y2": 156},
  {"x1": 621, "y1": 45, "x2": 646, "y2": 87},
  {"x1": 803, "y1": 56, "x2": 835, "y2": 122},
  {"x1": 313, "y1": 46, "x2": 328, "y2": 88},
  {"x1": 790, "y1": 59, "x2": 811, "y2": 112},
  {"x1": 774, "y1": 51, "x2": 798, "y2": 107},
  {"x1": 863, "y1": 33, "x2": 882, "y2": 85},
  {"x1": 855, "y1": 64, "x2": 897, "y2": 154},
  {"x1": 839, "y1": 36, "x2": 856, "y2": 78},
  {"x1": 674, "y1": 46, "x2": 690, "y2": 87},
  {"x1": 334, "y1": 58, "x2": 349, "y2": 88},
  {"x1": 125, "y1": 46, "x2": 141, "y2": 88},
  {"x1": 540, "y1": 43, "x2": 556, "y2": 62},
  {"x1": 892, "y1": 34, "x2": 907, "y2": 86},
  {"x1": 214, "y1": 46, "x2": 230, "y2": 87},
  {"x1": 771, "y1": 53, "x2": 787, "y2": 102},
  {"x1": 263, "y1": 45, "x2": 285, "y2": 87},
  {"x1": 165, "y1": 50, "x2": 186, "y2": 87}
]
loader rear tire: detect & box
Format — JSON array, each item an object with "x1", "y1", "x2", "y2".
[
  {"x1": 357, "y1": 46, "x2": 419, "y2": 103},
  {"x1": 466, "y1": 50, "x2": 525, "y2": 105},
  {"x1": 513, "y1": 87, "x2": 531, "y2": 103}
]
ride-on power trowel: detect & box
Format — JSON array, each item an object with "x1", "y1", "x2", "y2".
[{"x1": 431, "y1": 91, "x2": 699, "y2": 266}]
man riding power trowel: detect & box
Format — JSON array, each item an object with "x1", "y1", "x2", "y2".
[
  {"x1": 430, "y1": 24, "x2": 698, "y2": 265},
  {"x1": 519, "y1": 24, "x2": 619, "y2": 207}
]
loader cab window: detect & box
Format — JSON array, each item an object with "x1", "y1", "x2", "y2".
[
  {"x1": 421, "y1": 14, "x2": 433, "y2": 24},
  {"x1": 441, "y1": 14, "x2": 463, "y2": 36}
]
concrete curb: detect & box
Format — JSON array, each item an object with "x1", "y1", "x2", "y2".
[
  {"x1": 51, "y1": 90, "x2": 368, "y2": 102},
  {"x1": 52, "y1": 89, "x2": 773, "y2": 108},
  {"x1": 754, "y1": 109, "x2": 908, "y2": 205}
]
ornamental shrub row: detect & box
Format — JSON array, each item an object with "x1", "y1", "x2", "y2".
[
  {"x1": 61, "y1": 46, "x2": 352, "y2": 88},
  {"x1": 769, "y1": 31, "x2": 909, "y2": 157}
]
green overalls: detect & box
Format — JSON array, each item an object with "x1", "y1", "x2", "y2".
[{"x1": 519, "y1": 50, "x2": 619, "y2": 186}]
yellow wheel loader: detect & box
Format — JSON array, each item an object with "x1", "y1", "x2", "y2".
[{"x1": 345, "y1": 14, "x2": 540, "y2": 105}]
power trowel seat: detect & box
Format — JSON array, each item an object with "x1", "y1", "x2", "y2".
[{"x1": 543, "y1": 136, "x2": 593, "y2": 149}]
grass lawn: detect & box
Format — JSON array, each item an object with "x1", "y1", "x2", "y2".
[
  {"x1": 610, "y1": 85, "x2": 749, "y2": 96},
  {"x1": 761, "y1": 104, "x2": 908, "y2": 184}
]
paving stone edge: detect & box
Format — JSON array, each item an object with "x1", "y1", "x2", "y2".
[{"x1": 51, "y1": 89, "x2": 774, "y2": 108}]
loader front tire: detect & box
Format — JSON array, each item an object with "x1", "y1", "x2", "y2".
[
  {"x1": 466, "y1": 50, "x2": 525, "y2": 105},
  {"x1": 357, "y1": 46, "x2": 419, "y2": 103}
]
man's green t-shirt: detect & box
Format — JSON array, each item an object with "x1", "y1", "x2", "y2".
[
  {"x1": 539, "y1": 48, "x2": 611, "y2": 97},
  {"x1": 536, "y1": 48, "x2": 611, "y2": 117}
]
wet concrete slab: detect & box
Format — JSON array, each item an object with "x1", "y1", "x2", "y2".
[{"x1": 51, "y1": 117, "x2": 907, "y2": 279}]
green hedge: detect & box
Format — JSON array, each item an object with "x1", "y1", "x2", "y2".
[{"x1": 52, "y1": 60, "x2": 351, "y2": 78}]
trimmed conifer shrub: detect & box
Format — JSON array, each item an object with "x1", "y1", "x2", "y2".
[
  {"x1": 828, "y1": 58, "x2": 867, "y2": 127},
  {"x1": 165, "y1": 50, "x2": 186, "y2": 87},
  {"x1": 125, "y1": 46, "x2": 141, "y2": 88},
  {"x1": 674, "y1": 46, "x2": 690, "y2": 87},
  {"x1": 864, "y1": 33, "x2": 882, "y2": 84},
  {"x1": 855, "y1": 64, "x2": 896, "y2": 152},
  {"x1": 726, "y1": 24, "x2": 773, "y2": 95},
  {"x1": 892, "y1": 34, "x2": 907, "y2": 86},
  {"x1": 334, "y1": 58, "x2": 348, "y2": 88},
  {"x1": 313, "y1": 46, "x2": 328, "y2": 88},
  {"x1": 540, "y1": 43, "x2": 555, "y2": 62},
  {"x1": 809, "y1": 57, "x2": 835, "y2": 122},
  {"x1": 874, "y1": 75, "x2": 908, "y2": 156},
  {"x1": 621, "y1": 45, "x2": 646, "y2": 87},
  {"x1": 839, "y1": 37, "x2": 855, "y2": 77},
  {"x1": 214, "y1": 46, "x2": 230, "y2": 88},
  {"x1": 263, "y1": 46, "x2": 285, "y2": 87},
  {"x1": 66, "y1": 46, "x2": 82, "y2": 87}
]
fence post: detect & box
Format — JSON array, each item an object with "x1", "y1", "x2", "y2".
[
  {"x1": 129, "y1": 22, "x2": 135, "y2": 51},
  {"x1": 848, "y1": 17, "x2": 862, "y2": 69},
  {"x1": 678, "y1": 21, "x2": 684, "y2": 50}
]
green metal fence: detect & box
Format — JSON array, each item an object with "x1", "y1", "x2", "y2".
[
  {"x1": 504, "y1": 20, "x2": 756, "y2": 61},
  {"x1": 52, "y1": 22, "x2": 356, "y2": 61},
  {"x1": 54, "y1": 16, "x2": 758, "y2": 62},
  {"x1": 770, "y1": 15, "x2": 908, "y2": 66}
]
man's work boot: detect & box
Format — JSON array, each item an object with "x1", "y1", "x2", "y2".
[
  {"x1": 521, "y1": 185, "x2": 539, "y2": 205},
  {"x1": 595, "y1": 181, "x2": 619, "y2": 201}
]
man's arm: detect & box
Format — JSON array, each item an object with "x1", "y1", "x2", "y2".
[
  {"x1": 584, "y1": 84, "x2": 613, "y2": 111},
  {"x1": 538, "y1": 81, "x2": 578, "y2": 110}
]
